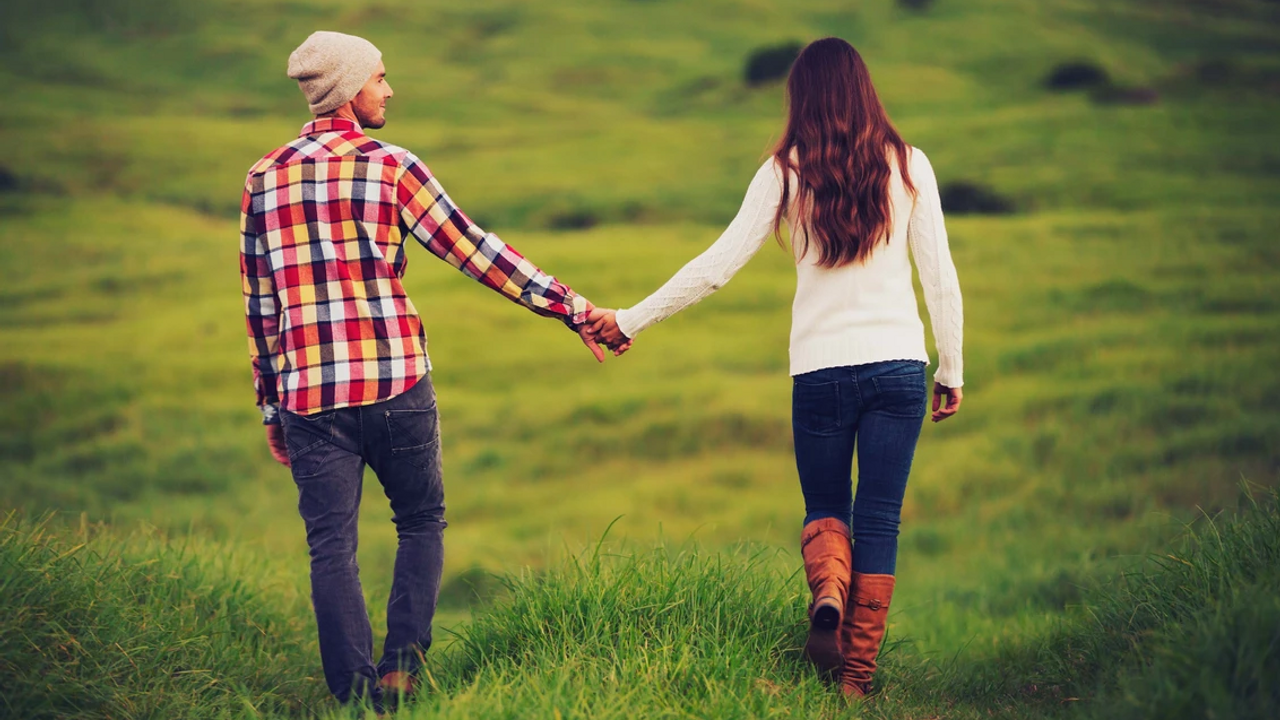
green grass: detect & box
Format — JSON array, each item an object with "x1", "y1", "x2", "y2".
[
  {"x1": 0, "y1": 514, "x2": 326, "y2": 718},
  {"x1": 5, "y1": 494, "x2": 1277, "y2": 719},
  {"x1": 0, "y1": 0, "x2": 1278, "y2": 716}
]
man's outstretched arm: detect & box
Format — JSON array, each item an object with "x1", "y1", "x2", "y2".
[{"x1": 396, "y1": 153, "x2": 594, "y2": 330}]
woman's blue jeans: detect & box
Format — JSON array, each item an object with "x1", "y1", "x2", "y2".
[{"x1": 792, "y1": 360, "x2": 927, "y2": 575}]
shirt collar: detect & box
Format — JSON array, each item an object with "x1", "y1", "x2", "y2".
[{"x1": 299, "y1": 117, "x2": 363, "y2": 137}]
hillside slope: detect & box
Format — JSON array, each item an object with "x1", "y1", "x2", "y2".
[{"x1": 3, "y1": 495, "x2": 1276, "y2": 719}]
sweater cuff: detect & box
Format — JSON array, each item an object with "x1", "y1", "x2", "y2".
[
  {"x1": 614, "y1": 307, "x2": 642, "y2": 340},
  {"x1": 932, "y1": 362, "x2": 964, "y2": 389}
]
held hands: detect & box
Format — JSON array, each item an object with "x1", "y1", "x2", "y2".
[
  {"x1": 931, "y1": 383, "x2": 962, "y2": 422},
  {"x1": 576, "y1": 303, "x2": 633, "y2": 362},
  {"x1": 587, "y1": 307, "x2": 633, "y2": 356},
  {"x1": 588, "y1": 309, "x2": 631, "y2": 350}
]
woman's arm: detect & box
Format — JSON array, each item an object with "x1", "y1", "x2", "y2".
[
  {"x1": 611, "y1": 159, "x2": 784, "y2": 339},
  {"x1": 907, "y1": 149, "x2": 964, "y2": 391}
]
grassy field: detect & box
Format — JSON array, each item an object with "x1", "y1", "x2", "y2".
[{"x1": 1, "y1": 0, "x2": 1278, "y2": 717}]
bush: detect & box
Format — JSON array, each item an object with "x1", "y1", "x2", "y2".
[
  {"x1": 547, "y1": 208, "x2": 600, "y2": 230},
  {"x1": 1091, "y1": 85, "x2": 1161, "y2": 106},
  {"x1": 1044, "y1": 61, "x2": 1110, "y2": 91},
  {"x1": 0, "y1": 166, "x2": 18, "y2": 193},
  {"x1": 898, "y1": 0, "x2": 936, "y2": 10},
  {"x1": 745, "y1": 42, "x2": 804, "y2": 86},
  {"x1": 939, "y1": 180, "x2": 1017, "y2": 215}
]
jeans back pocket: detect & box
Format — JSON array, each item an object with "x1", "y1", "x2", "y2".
[
  {"x1": 386, "y1": 407, "x2": 441, "y2": 471},
  {"x1": 793, "y1": 380, "x2": 842, "y2": 435},
  {"x1": 871, "y1": 365, "x2": 927, "y2": 419}
]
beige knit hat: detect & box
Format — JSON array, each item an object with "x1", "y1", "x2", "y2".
[{"x1": 287, "y1": 31, "x2": 383, "y2": 115}]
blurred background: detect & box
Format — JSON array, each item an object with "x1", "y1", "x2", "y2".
[{"x1": 0, "y1": 0, "x2": 1277, "y2": 717}]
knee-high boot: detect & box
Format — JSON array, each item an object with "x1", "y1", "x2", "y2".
[
  {"x1": 800, "y1": 518, "x2": 852, "y2": 676},
  {"x1": 839, "y1": 572, "x2": 896, "y2": 699}
]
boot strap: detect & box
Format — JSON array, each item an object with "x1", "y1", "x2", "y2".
[
  {"x1": 851, "y1": 595, "x2": 887, "y2": 611},
  {"x1": 800, "y1": 528, "x2": 834, "y2": 551}
]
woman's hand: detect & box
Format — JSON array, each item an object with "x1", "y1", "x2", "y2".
[{"x1": 931, "y1": 383, "x2": 962, "y2": 422}]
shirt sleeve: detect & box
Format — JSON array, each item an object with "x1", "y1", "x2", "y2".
[
  {"x1": 614, "y1": 159, "x2": 783, "y2": 338},
  {"x1": 906, "y1": 149, "x2": 964, "y2": 388},
  {"x1": 395, "y1": 152, "x2": 589, "y2": 328},
  {"x1": 239, "y1": 178, "x2": 283, "y2": 413}
]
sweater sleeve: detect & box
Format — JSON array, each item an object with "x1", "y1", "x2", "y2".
[
  {"x1": 906, "y1": 148, "x2": 964, "y2": 388},
  {"x1": 615, "y1": 159, "x2": 783, "y2": 338}
]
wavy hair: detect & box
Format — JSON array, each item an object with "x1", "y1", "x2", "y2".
[{"x1": 772, "y1": 38, "x2": 914, "y2": 267}]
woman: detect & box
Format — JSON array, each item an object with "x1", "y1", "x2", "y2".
[{"x1": 590, "y1": 37, "x2": 963, "y2": 698}]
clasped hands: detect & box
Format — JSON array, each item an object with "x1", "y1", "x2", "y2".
[{"x1": 576, "y1": 304, "x2": 633, "y2": 362}]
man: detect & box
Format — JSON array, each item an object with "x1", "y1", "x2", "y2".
[{"x1": 239, "y1": 31, "x2": 607, "y2": 706}]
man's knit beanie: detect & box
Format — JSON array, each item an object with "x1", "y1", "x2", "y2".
[{"x1": 287, "y1": 31, "x2": 382, "y2": 115}]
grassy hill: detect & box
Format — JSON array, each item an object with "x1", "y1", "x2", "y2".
[
  {"x1": 4, "y1": 494, "x2": 1277, "y2": 718},
  {"x1": 0, "y1": 0, "x2": 1278, "y2": 716}
]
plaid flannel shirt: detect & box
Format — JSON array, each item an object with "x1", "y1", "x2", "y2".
[{"x1": 240, "y1": 118, "x2": 589, "y2": 418}]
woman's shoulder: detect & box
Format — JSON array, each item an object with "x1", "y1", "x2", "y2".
[
  {"x1": 749, "y1": 155, "x2": 790, "y2": 189},
  {"x1": 904, "y1": 145, "x2": 934, "y2": 173}
]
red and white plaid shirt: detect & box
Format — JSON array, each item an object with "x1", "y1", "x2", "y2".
[{"x1": 240, "y1": 118, "x2": 589, "y2": 417}]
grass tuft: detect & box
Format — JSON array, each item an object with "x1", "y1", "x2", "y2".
[{"x1": 0, "y1": 514, "x2": 323, "y2": 719}]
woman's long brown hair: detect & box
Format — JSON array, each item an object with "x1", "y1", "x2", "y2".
[{"x1": 772, "y1": 38, "x2": 914, "y2": 267}]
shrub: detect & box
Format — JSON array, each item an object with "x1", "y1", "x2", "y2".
[
  {"x1": 939, "y1": 180, "x2": 1017, "y2": 215},
  {"x1": 745, "y1": 42, "x2": 804, "y2": 86},
  {"x1": 547, "y1": 208, "x2": 600, "y2": 230},
  {"x1": 0, "y1": 165, "x2": 17, "y2": 193},
  {"x1": 898, "y1": 0, "x2": 936, "y2": 10},
  {"x1": 1044, "y1": 61, "x2": 1110, "y2": 91},
  {"x1": 1091, "y1": 85, "x2": 1161, "y2": 106}
]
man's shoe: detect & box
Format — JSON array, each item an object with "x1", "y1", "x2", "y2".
[{"x1": 378, "y1": 671, "x2": 416, "y2": 706}]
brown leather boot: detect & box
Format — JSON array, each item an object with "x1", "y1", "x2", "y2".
[
  {"x1": 800, "y1": 518, "x2": 852, "y2": 676},
  {"x1": 839, "y1": 572, "x2": 896, "y2": 699}
]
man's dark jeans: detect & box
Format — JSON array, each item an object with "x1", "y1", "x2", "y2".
[
  {"x1": 280, "y1": 375, "x2": 446, "y2": 704},
  {"x1": 792, "y1": 360, "x2": 927, "y2": 576}
]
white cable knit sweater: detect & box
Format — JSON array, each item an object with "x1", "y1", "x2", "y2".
[{"x1": 614, "y1": 147, "x2": 964, "y2": 388}]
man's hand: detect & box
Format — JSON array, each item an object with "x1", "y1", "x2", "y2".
[
  {"x1": 931, "y1": 383, "x2": 963, "y2": 423},
  {"x1": 577, "y1": 301, "x2": 607, "y2": 363},
  {"x1": 266, "y1": 423, "x2": 290, "y2": 466},
  {"x1": 578, "y1": 323, "x2": 606, "y2": 363},
  {"x1": 587, "y1": 309, "x2": 633, "y2": 355}
]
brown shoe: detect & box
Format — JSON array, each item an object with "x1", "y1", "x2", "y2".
[
  {"x1": 800, "y1": 518, "x2": 852, "y2": 677},
  {"x1": 378, "y1": 670, "x2": 416, "y2": 704},
  {"x1": 839, "y1": 572, "x2": 896, "y2": 699}
]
